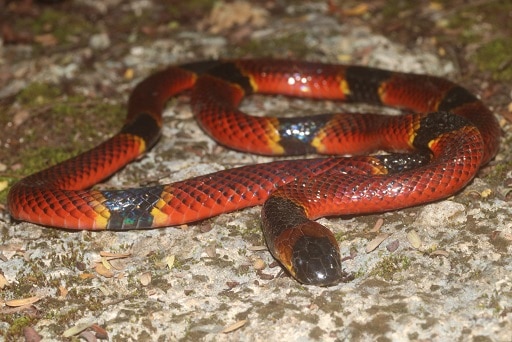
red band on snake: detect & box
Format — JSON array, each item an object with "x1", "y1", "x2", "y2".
[{"x1": 7, "y1": 59, "x2": 500, "y2": 286}]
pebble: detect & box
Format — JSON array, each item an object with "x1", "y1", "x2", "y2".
[{"x1": 89, "y1": 32, "x2": 111, "y2": 50}]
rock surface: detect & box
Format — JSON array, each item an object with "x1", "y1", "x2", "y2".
[{"x1": 0, "y1": 1, "x2": 511, "y2": 340}]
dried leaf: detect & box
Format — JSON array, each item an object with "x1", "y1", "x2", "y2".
[
  {"x1": 0, "y1": 274, "x2": 8, "y2": 289},
  {"x1": 62, "y1": 322, "x2": 94, "y2": 338},
  {"x1": 34, "y1": 33, "x2": 58, "y2": 46},
  {"x1": 165, "y1": 255, "x2": 175, "y2": 270},
  {"x1": 123, "y1": 68, "x2": 134, "y2": 80},
  {"x1": 5, "y1": 296, "x2": 41, "y2": 307},
  {"x1": 0, "y1": 180, "x2": 7, "y2": 192},
  {"x1": 97, "y1": 286, "x2": 110, "y2": 296},
  {"x1": 95, "y1": 263, "x2": 114, "y2": 278},
  {"x1": 23, "y1": 326, "x2": 42, "y2": 342},
  {"x1": 366, "y1": 233, "x2": 389, "y2": 253},
  {"x1": 101, "y1": 257, "x2": 112, "y2": 270},
  {"x1": 90, "y1": 324, "x2": 109, "y2": 339},
  {"x1": 58, "y1": 286, "x2": 68, "y2": 298},
  {"x1": 386, "y1": 239, "x2": 400, "y2": 253},
  {"x1": 79, "y1": 330, "x2": 96, "y2": 342},
  {"x1": 430, "y1": 249, "x2": 449, "y2": 257},
  {"x1": 99, "y1": 251, "x2": 131, "y2": 259},
  {"x1": 79, "y1": 273, "x2": 95, "y2": 280},
  {"x1": 343, "y1": 3, "x2": 369, "y2": 16},
  {"x1": 480, "y1": 188, "x2": 492, "y2": 198},
  {"x1": 370, "y1": 218, "x2": 384, "y2": 233},
  {"x1": 108, "y1": 258, "x2": 127, "y2": 271},
  {"x1": 407, "y1": 230, "x2": 422, "y2": 249},
  {"x1": 247, "y1": 245, "x2": 267, "y2": 251},
  {"x1": 222, "y1": 319, "x2": 247, "y2": 333},
  {"x1": 429, "y1": 2, "x2": 444, "y2": 11},
  {"x1": 257, "y1": 270, "x2": 274, "y2": 280},
  {"x1": 12, "y1": 110, "x2": 30, "y2": 127},
  {"x1": 253, "y1": 258, "x2": 266, "y2": 270},
  {"x1": 139, "y1": 272, "x2": 151, "y2": 286}
]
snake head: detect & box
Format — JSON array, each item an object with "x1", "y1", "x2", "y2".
[{"x1": 273, "y1": 221, "x2": 344, "y2": 286}]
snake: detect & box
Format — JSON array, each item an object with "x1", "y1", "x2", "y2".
[{"x1": 7, "y1": 59, "x2": 500, "y2": 286}]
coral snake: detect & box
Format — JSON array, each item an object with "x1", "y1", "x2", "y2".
[{"x1": 8, "y1": 59, "x2": 500, "y2": 286}]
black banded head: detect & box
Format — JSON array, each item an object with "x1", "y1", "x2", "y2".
[{"x1": 272, "y1": 221, "x2": 344, "y2": 286}]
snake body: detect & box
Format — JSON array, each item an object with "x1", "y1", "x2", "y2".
[{"x1": 8, "y1": 60, "x2": 500, "y2": 285}]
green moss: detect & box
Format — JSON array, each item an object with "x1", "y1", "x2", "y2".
[
  {"x1": 234, "y1": 218, "x2": 264, "y2": 246},
  {"x1": 5, "y1": 316, "x2": 34, "y2": 340},
  {"x1": 445, "y1": 9, "x2": 483, "y2": 45},
  {"x1": 2, "y1": 81, "x2": 125, "y2": 206},
  {"x1": 17, "y1": 83, "x2": 62, "y2": 105},
  {"x1": 11, "y1": 273, "x2": 47, "y2": 298},
  {"x1": 15, "y1": 8, "x2": 97, "y2": 48},
  {"x1": 334, "y1": 231, "x2": 346, "y2": 241},
  {"x1": 483, "y1": 158, "x2": 512, "y2": 189},
  {"x1": 46, "y1": 303, "x2": 91, "y2": 328},
  {"x1": 369, "y1": 254, "x2": 411, "y2": 281},
  {"x1": 437, "y1": 0, "x2": 512, "y2": 80},
  {"x1": 236, "y1": 264, "x2": 251, "y2": 277},
  {"x1": 17, "y1": 146, "x2": 81, "y2": 175},
  {"x1": 474, "y1": 38, "x2": 512, "y2": 81}
]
